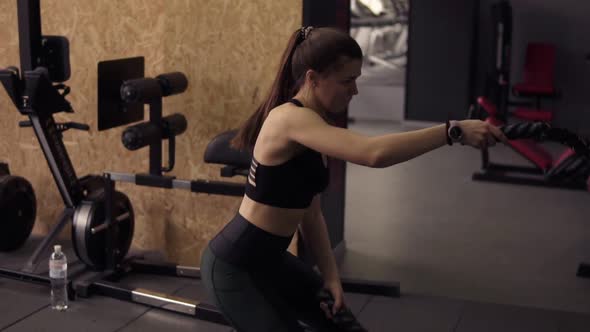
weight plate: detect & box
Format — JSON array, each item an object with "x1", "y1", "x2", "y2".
[
  {"x1": 72, "y1": 190, "x2": 134, "y2": 270},
  {"x1": 0, "y1": 175, "x2": 37, "y2": 251}
]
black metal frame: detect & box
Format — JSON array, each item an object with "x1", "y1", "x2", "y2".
[{"x1": 1, "y1": 0, "x2": 82, "y2": 273}]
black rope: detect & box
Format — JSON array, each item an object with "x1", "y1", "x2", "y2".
[{"x1": 500, "y1": 122, "x2": 590, "y2": 157}]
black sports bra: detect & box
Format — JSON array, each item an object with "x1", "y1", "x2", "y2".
[{"x1": 244, "y1": 99, "x2": 330, "y2": 209}]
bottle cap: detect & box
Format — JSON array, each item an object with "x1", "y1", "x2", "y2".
[{"x1": 54, "y1": 245, "x2": 62, "y2": 253}]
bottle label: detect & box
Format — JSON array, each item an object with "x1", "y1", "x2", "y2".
[{"x1": 49, "y1": 261, "x2": 67, "y2": 279}]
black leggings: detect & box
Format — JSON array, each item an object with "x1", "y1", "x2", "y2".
[{"x1": 200, "y1": 213, "x2": 340, "y2": 332}]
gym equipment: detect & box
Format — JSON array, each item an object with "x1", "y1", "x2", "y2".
[
  {"x1": 71, "y1": 189, "x2": 134, "y2": 270},
  {"x1": 471, "y1": 97, "x2": 590, "y2": 191},
  {"x1": 476, "y1": 3, "x2": 578, "y2": 189},
  {"x1": 0, "y1": 0, "x2": 226, "y2": 326},
  {"x1": 470, "y1": 97, "x2": 590, "y2": 190},
  {"x1": 0, "y1": 0, "x2": 97, "y2": 276},
  {"x1": 472, "y1": 98, "x2": 590, "y2": 189},
  {"x1": 203, "y1": 129, "x2": 251, "y2": 178},
  {"x1": 203, "y1": 129, "x2": 401, "y2": 298},
  {"x1": 485, "y1": 0, "x2": 558, "y2": 122},
  {"x1": 0, "y1": 162, "x2": 37, "y2": 251},
  {"x1": 511, "y1": 43, "x2": 560, "y2": 110},
  {"x1": 71, "y1": 175, "x2": 226, "y2": 325},
  {"x1": 351, "y1": 0, "x2": 408, "y2": 70},
  {"x1": 97, "y1": 57, "x2": 245, "y2": 196}
]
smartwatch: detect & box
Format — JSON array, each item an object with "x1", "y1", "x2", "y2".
[{"x1": 447, "y1": 120, "x2": 463, "y2": 145}]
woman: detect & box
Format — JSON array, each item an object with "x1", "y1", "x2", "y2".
[{"x1": 201, "y1": 26, "x2": 507, "y2": 332}]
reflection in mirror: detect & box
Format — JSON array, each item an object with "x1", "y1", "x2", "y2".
[{"x1": 349, "y1": 0, "x2": 409, "y2": 122}]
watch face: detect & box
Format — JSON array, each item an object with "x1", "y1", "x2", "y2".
[{"x1": 450, "y1": 126, "x2": 462, "y2": 139}]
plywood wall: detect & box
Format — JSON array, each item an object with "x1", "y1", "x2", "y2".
[{"x1": 0, "y1": 0, "x2": 301, "y2": 265}]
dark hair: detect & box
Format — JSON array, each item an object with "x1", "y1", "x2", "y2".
[{"x1": 230, "y1": 27, "x2": 363, "y2": 152}]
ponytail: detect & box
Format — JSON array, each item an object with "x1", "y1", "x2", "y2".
[{"x1": 230, "y1": 29, "x2": 305, "y2": 152}]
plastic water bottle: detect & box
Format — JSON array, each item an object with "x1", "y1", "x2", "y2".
[{"x1": 49, "y1": 245, "x2": 68, "y2": 311}]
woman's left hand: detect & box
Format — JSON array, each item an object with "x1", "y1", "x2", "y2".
[{"x1": 320, "y1": 279, "x2": 346, "y2": 319}]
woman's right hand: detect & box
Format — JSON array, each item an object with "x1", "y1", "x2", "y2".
[{"x1": 458, "y1": 120, "x2": 509, "y2": 149}]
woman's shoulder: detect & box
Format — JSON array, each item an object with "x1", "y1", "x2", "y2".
[{"x1": 270, "y1": 102, "x2": 324, "y2": 125}]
